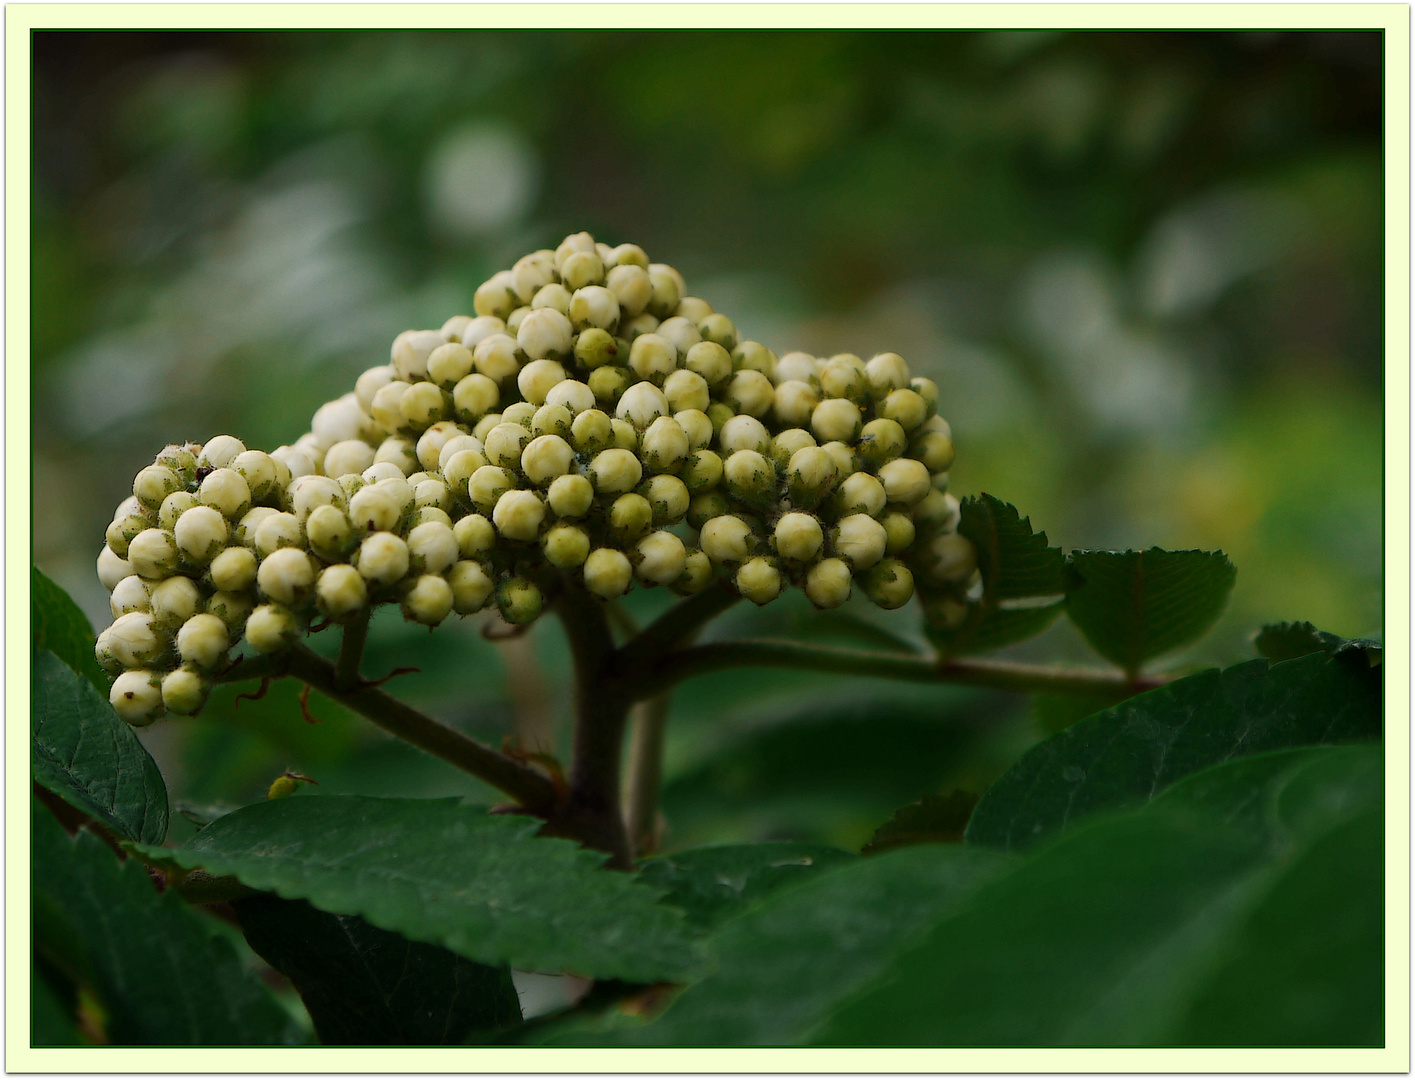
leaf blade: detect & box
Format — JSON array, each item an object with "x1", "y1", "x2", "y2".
[{"x1": 32, "y1": 566, "x2": 107, "y2": 691}]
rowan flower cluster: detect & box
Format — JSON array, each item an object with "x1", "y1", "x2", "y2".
[{"x1": 94, "y1": 233, "x2": 979, "y2": 725}]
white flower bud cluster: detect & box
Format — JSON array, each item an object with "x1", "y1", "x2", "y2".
[{"x1": 96, "y1": 235, "x2": 976, "y2": 724}]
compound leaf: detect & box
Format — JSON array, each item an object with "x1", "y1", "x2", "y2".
[
  {"x1": 966, "y1": 651, "x2": 1382, "y2": 852},
  {"x1": 1255, "y1": 620, "x2": 1382, "y2": 666},
  {"x1": 32, "y1": 566, "x2": 107, "y2": 691},
  {"x1": 32, "y1": 649, "x2": 168, "y2": 845},
  {"x1": 235, "y1": 895, "x2": 521, "y2": 1045},
  {"x1": 32, "y1": 801, "x2": 301, "y2": 1046},
  {"x1": 131, "y1": 795, "x2": 699, "y2": 984},
  {"x1": 1066, "y1": 548, "x2": 1236, "y2": 672}
]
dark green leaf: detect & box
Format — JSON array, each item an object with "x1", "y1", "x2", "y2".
[
  {"x1": 1032, "y1": 691, "x2": 1117, "y2": 735},
  {"x1": 131, "y1": 795, "x2": 699, "y2": 983},
  {"x1": 924, "y1": 495, "x2": 1067, "y2": 656},
  {"x1": 31, "y1": 957, "x2": 86, "y2": 1047},
  {"x1": 235, "y1": 895, "x2": 521, "y2": 1045},
  {"x1": 1255, "y1": 620, "x2": 1382, "y2": 665},
  {"x1": 966, "y1": 651, "x2": 1381, "y2": 852},
  {"x1": 1065, "y1": 548, "x2": 1236, "y2": 672},
  {"x1": 32, "y1": 566, "x2": 107, "y2": 691},
  {"x1": 32, "y1": 650, "x2": 168, "y2": 845},
  {"x1": 638, "y1": 843, "x2": 855, "y2": 929},
  {"x1": 32, "y1": 801, "x2": 302, "y2": 1046},
  {"x1": 815, "y1": 745, "x2": 1382, "y2": 1046},
  {"x1": 861, "y1": 790, "x2": 978, "y2": 854}
]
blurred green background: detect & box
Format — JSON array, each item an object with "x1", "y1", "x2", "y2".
[{"x1": 32, "y1": 30, "x2": 1384, "y2": 852}]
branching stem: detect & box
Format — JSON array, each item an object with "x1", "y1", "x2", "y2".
[{"x1": 334, "y1": 609, "x2": 370, "y2": 692}]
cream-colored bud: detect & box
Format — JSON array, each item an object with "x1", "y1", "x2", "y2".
[
  {"x1": 628, "y1": 334, "x2": 678, "y2": 385},
  {"x1": 922, "y1": 532, "x2": 978, "y2": 586},
  {"x1": 414, "y1": 422, "x2": 464, "y2": 473},
  {"x1": 583, "y1": 548, "x2": 632, "y2": 599},
  {"x1": 517, "y1": 359, "x2": 568, "y2": 406},
  {"x1": 448, "y1": 560, "x2": 493, "y2": 614},
  {"x1": 110, "y1": 575, "x2": 150, "y2": 618},
  {"x1": 506, "y1": 306, "x2": 531, "y2": 335},
  {"x1": 206, "y1": 590, "x2": 255, "y2": 633},
  {"x1": 671, "y1": 549, "x2": 714, "y2": 596},
  {"x1": 155, "y1": 444, "x2": 198, "y2": 482},
  {"x1": 611, "y1": 419, "x2": 639, "y2": 450},
  {"x1": 246, "y1": 604, "x2": 299, "y2": 654},
  {"x1": 442, "y1": 315, "x2": 473, "y2": 341},
  {"x1": 484, "y1": 423, "x2": 532, "y2": 470},
  {"x1": 305, "y1": 504, "x2": 354, "y2": 561},
  {"x1": 606, "y1": 264, "x2": 652, "y2": 317},
  {"x1": 532, "y1": 282, "x2": 573, "y2": 315},
  {"x1": 723, "y1": 370, "x2": 775, "y2": 418},
  {"x1": 199, "y1": 469, "x2": 251, "y2": 521},
  {"x1": 634, "y1": 531, "x2": 686, "y2": 585},
  {"x1": 640, "y1": 417, "x2": 689, "y2": 474},
  {"x1": 675, "y1": 409, "x2": 714, "y2": 450},
  {"x1": 210, "y1": 546, "x2": 258, "y2": 593},
  {"x1": 678, "y1": 298, "x2": 714, "y2": 321},
  {"x1": 453, "y1": 514, "x2": 497, "y2": 559},
  {"x1": 771, "y1": 429, "x2": 818, "y2": 472},
  {"x1": 773, "y1": 352, "x2": 818, "y2": 386},
  {"x1": 914, "y1": 490, "x2": 960, "y2": 534},
  {"x1": 805, "y1": 558, "x2": 853, "y2": 609},
  {"x1": 880, "y1": 389, "x2": 928, "y2": 433},
  {"x1": 820, "y1": 357, "x2": 868, "y2": 402},
  {"x1": 236, "y1": 507, "x2": 278, "y2": 549},
  {"x1": 106, "y1": 611, "x2": 167, "y2": 668},
  {"x1": 134, "y1": 465, "x2": 183, "y2": 511},
  {"x1": 289, "y1": 475, "x2": 346, "y2": 522},
  {"x1": 198, "y1": 435, "x2": 246, "y2": 470},
  {"x1": 439, "y1": 452, "x2": 486, "y2": 506},
  {"x1": 811, "y1": 398, "x2": 862, "y2": 443},
  {"x1": 688, "y1": 491, "x2": 731, "y2": 529},
  {"x1": 460, "y1": 315, "x2": 509, "y2": 352},
  {"x1": 861, "y1": 558, "x2": 915, "y2": 610},
  {"x1": 518, "y1": 308, "x2": 573, "y2": 361},
  {"x1": 406, "y1": 521, "x2": 458, "y2": 575},
  {"x1": 98, "y1": 547, "x2": 134, "y2": 592},
  {"x1": 588, "y1": 448, "x2": 643, "y2": 494},
  {"x1": 609, "y1": 493, "x2": 653, "y2": 541},
  {"x1": 391, "y1": 329, "x2": 444, "y2": 381},
  {"x1": 177, "y1": 613, "x2": 229, "y2": 671},
  {"x1": 574, "y1": 327, "x2": 620, "y2": 369},
  {"x1": 560, "y1": 249, "x2": 604, "y2": 291},
  {"x1": 877, "y1": 457, "x2": 931, "y2": 507},
  {"x1": 467, "y1": 466, "x2": 516, "y2": 515},
  {"x1": 229, "y1": 450, "x2": 278, "y2": 503},
  {"x1": 736, "y1": 557, "x2": 781, "y2": 606},
  {"x1": 835, "y1": 472, "x2": 887, "y2": 518},
  {"x1": 297, "y1": 430, "x2": 327, "y2": 461},
  {"x1": 374, "y1": 436, "x2": 418, "y2": 476},
  {"x1": 569, "y1": 285, "x2": 620, "y2": 331},
  {"x1": 697, "y1": 312, "x2": 737, "y2": 351},
  {"x1": 473, "y1": 272, "x2": 517, "y2": 320},
  {"x1": 355, "y1": 365, "x2": 398, "y2": 412},
  {"x1": 361, "y1": 462, "x2": 404, "y2": 487},
  {"x1": 719, "y1": 414, "x2": 771, "y2": 456},
  {"x1": 323, "y1": 440, "x2": 375, "y2": 480},
  {"x1": 270, "y1": 445, "x2": 316, "y2": 482},
  {"x1": 772, "y1": 380, "x2": 820, "y2": 429},
  {"x1": 398, "y1": 382, "x2": 448, "y2": 431},
  {"x1": 542, "y1": 524, "x2": 591, "y2": 568},
  {"x1": 415, "y1": 479, "x2": 451, "y2": 514},
  {"x1": 542, "y1": 379, "x2": 594, "y2": 416},
  {"x1": 640, "y1": 474, "x2": 690, "y2": 525},
  {"x1": 106, "y1": 515, "x2": 148, "y2": 558},
  {"x1": 357, "y1": 532, "x2": 410, "y2": 584},
  {"x1": 370, "y1": 382, "x2": 411, "y2": 433},
  {"x1": 111, "y1": 670, "x2": 164, "y2": 725},
  {"x1": 606, "y1": 243, "x2": 648, "y2": 269},
  {"x1": 617, "y1": 385, "x2": 673, "y2": 436},
  {"x1": 253, "y1": 512, "x2": 303, "y2": 558},
  {"x1": 411, "y1": 507, "x2": 452, "y2": 530},
  {"x1": 437, "y1": 435, "x2": 485, "y2": 475},
  {"x1": 472, "y1": 334, "x2": 522, "y2": 384},
  {"x1": 882, "y1": 511, "x2": 917, "y2": 554},
  {"x1": 866, "y1": 352, "x2": 912, "y2": 397},
  {"x1": 646, "y1": 264, "x2": 682, "y2": 318},
  {"x1": 723, "y1": 450, "x2": 775, "y2": 505},
  {"x1": 545, "y1": 474, "x2": 594, "y2": 519},
  {"x1": 512, "y1": 252, "x2": 556, "y2": 303},
  {"x1": 258, "y1": 547, "x2": 315, "y2": 605},
  {"x1": 497, "y1": 577, "x2": 543, "y2": 625},
  {"x1": 774, "y1": 512, "x2": 824, "y2": 563},
  {"x1": 678, "y1": 344, "x2": 728, "y2": 392},
  {"x1": 656, "y1": 316, "x2": 701, "y2": 360},
  {"x1": 313, "y1": 395, "x2": 376, "y2": 449},
  {"x1": 493, "y1": 489, "x2": 545, "y2": 542},
  {"x1": 128, "y1": 529, "x2": 179, "y2": 579},
  {"x1": 858, "y1": 418, "x2": 908, "y2": 469},
  {"x1": 621, "y1": 313, "x2": 661, "y2": 341},
  {"x1": 174, "y1": 505, "x2": 228, "y2": 565},
  {"x1": 701, "y1": 515, "x2": 755, "y2": 565},
  {"x1": 662, "y1": 369, "x2": 709, "y2": 414},
  {"x1": 564, "y1": 409, "x2": 610, "y2": 456},
  {"x1": 589, "y1": 365, "x2": 633, "y2": 407},
  {"x1": 912, "y1": 429, "x2": 955, "y2": 473},
  {"x1": 150, "y1": 575, "x2": 201, "y2": 629},
  {"x1": 471, "y1": 414, "x2": 502, "y2": 443},
  {"x1": 733, "y1": 341, "x2": 776, "y2": 379},
  {"x1": 402, "y1": 575, "x2": 454, "y2": 626},
  {"x1": 680, "y1": 449, "x2": 723, "y2": 493},
  {"x1": 521, "y1": 434, "x2": 575, "y2": 486},
  {"x1": 832, "y1": 514, "x2": 888, "y2": 570},
  {"x1": 527, "y1": 405, "x2": 571, "y2": 443}
]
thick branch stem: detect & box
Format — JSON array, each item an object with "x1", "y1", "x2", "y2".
[
  {"x1": 614, "y1": 581, "x2": 740, "y2": 678},
  {"x1": 334, "y1": 609, "x2": 370, "y2": 692},
  {"x1": 623, "y1": 694, "x2": 671, "y2": 860},
  {"x1": 630, "y1": 639, "x2": 1170, "y2": 702}
]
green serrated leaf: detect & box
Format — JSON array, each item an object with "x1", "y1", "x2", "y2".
[
  {"x1": 131, "y1": 795, "x2": 699, "y2": 984},
  {"x1": 638, "y1": 843, "x2": 855, "y2": 929},
  {"x1": 235, "y1": 895, "x2": 522, "y2": 1045},
  {"x1": 32, "y1": 801, "x2": 302, "y2": 1046},
  {"x1": 1254, "y1": 620, "x2": 1383, "y2": 665},
  {"x1": 814, "y1": 745, "x2": 1383, "y2": 1047},
  {"x1": 966, "y1": 651, "x2": 1381, "y2": 853},
  {"x1": 925, "y1": 495, "x2": 1066, "y2": 656},
  {"x1": 1065, "y1": 548, "x2": 1236, "y2": 673},
  {"x1": 861, "y1": 790, "x2": 978, "y2": 854},
  {"x1": 32, "y1": 650, "x2": 168, "y2": 845},
  {"x1": 31, "y1": 957, "x2": 87, "y2": 1047},
  {"x1": 32, "y1": 567, "x2": 107, "y2": 691}
]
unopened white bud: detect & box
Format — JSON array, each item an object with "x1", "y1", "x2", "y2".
[
  {"x1": 606, "y1": 263, "x2": 652, "y2": 317},
  {"x1": 358, "y1": 532, "x2": 410, "y2": 585},
  {"x1": 352, "y1": 481, "x2": 410, "y2": 533},
  {"x1": 543, "y1": 524, "x2": 591, "y2": 568},
  {"x1": 110, "y1": 575, "x2": 150, "y2": 618},
  {"x1": 402, "y1": 575, "x2": 454, "y2": 626},
  {"x1": 374, "y1": 436, "x2": 418, "y2": 476},
  {"x1": 258, "y1": 548, "x2": 316, "y2": 605},
  {"x1": 836, "y1": 471, "x2": 887, "y2": 518},
  {"x1": 199, "y1": 469, "x2": 252, "y2": 521},
  {"x1": 363, "y1": 461, "x2": 407, "y2": 485},
  {"x1": 832, "y1": 514, "x2": 888, "y2": 570},
  {"x1": 106, "y1": 611, "x2": 167, "y2": 668},
  {"x1": 530, "y1": 404, "x2": 573, "y2": 442},
  {"x1": 515, "y1": 358, "x2": 565, "y2": 406},
  {"x1": 723, "y1": 370, "x2": 775, "y2": 418},
  {"x1": 206, "y1": 590, "x2": 255, "y2": 633},
  {"x1": 442, "y1": 314, "x2": 473, "y2": 341},
  {"x1": 413, "y1": 422, "x2": 464, "y2": 473},
  {"x1": 719, "y1": 415, "x2": 771, "y2": 456},
  {"x1": 773, "y1": 380, "x2": 821, "y2": 428},
  {"x1": 773, "y1": 352, "x2": 818, "y2": 386},
  {"x1": 723, "y1": 450, "x2": 775, "y2": 505},
  {"x1": 681, "y1": 449, "x2": 724, "y2": 493},
  {"x1": 306, "y1": 505, "x2": 355, "y2": 561},
  {"x1": 913, "y1": 489, "x2": 960, "y2": 534},
  {"x1": 473, "y1": 334, "x2": 522, "y2": 384},
  {"x1": 270, "y1": 445, "x2": 316, "y2": 481},
  {"x1": 821, "y1": 441, "x2": 859, "y2": 480},
  {"x1": 921, "y1": 532, "x2": 978, "y2": 586},
  {"x1": 128, "y1": 529, "x2": 180, "y2": 579},
  {"x1": 733, "y1": 341, "x2": 777, "y2": 379},
  {"x1": 313, "y1": 564, "x2": 367, "y2": 619},
  {"x1": 448, "y1": 560, "x2": 494, "y2": 614},
  {"x1": 98, "y1": 547, "x2": 134, "y2": 592},
  {"x1": 881, "y1": 511, "x2": 916, "y2": 554},
  {"x1": 134, "y1": 465, "x2": 183, "y2": 511},
  {"x1": 672, "y1": 549, "x2": 715, "y2": 596},
  {"x1": 497, "y1": 577, "x2": 543, "y2": 625},
  {"x1": 197, "y1": 435, "x2": 246, "y2": 471},
  {"x1": 675, "y1": 409, "x2": 714, "y2": 450},
  {"x1": 663, "y1": 369, "x2": 710, "y2": 414},
  {"x1": 493, "y1": 489, "x2": 545, "y2": 542},
  {"x1": 437, "y1": 435, "x2": 486, "y2": 474},
  {"x1": 611, "y1": 418, "x2": 639, "y2": 450},
  {"x1": 774, "y1": 512, "x2": 824, "y2": 562},
  {"x1": 736, "y1": 557, "x2": 782, "y2": 606},
  {"x1": 355, "y1": 365, "x2": 398, "y2": 412},
  {"x1": 768, "y1": 429, "x2": 816, "y2": 472},
  {"x1": 858, "y1": 419, "x2": 908, "y2": 469},
  {"x1": 158, "y1": 491, "x2": 198, "y2": 533},
  {"x1": 584, "y1": 548, "x2": 633, "y2": 599},
  {"x1": 289, "y1": 475, "x2": 346, "y2": 522},
  {"x1": 546, "y1": 474, "x2": 594, "y2": 519},
  {"x1": 588, "y1": 448, "x2": 643, "y2": 494},
  {"x1": 560, "y1": 249, "x2": 605, "y2": 291},
  {"x1": 392, "y1": 329, "x2": 445, "y2": 381},
  {"x1": 646, "y1": 264, "x2": 682, "y2": 318},
  {"x1": 448, "y1": 374, "x2": 497, "y2": 427},
  {"x1": 569, "y1": 409, "x2": 613, "y2": 455},
  {"x1": 399, "y1": 381, "x2": 449, "y2": 431},
  {"x1": 485, "y1": 423, "x2": 532, "y2": 470},
  {"x1": 461, "y1": 315, "x2": 508, "y2": 349},
  {"x1": 150, "y1": 576, "x2": 202, "y2": 629},
  {"x1": 698, "y1": 313, "x2": 738, "y2": 351},
  {"x1": 521, "y1": 435, "x2": 575, "y2": 486},
  {"x1": 210, "y1": 546, "x2": 258, "y2": 593},
  {"x1": 254, "y1": 512, "x2": 303, "y2": 558},
  {"x1": 628, "y1": 334, "x2": 678, "y2": 384},
  {"x1": 609, "y1": 493, "x2": 653, "y2": 541},
  {"x1": 544, "y1": 379, "x2": 596, "y2": 415},
  {"x1": 569, "y1": 285, "x2": 620, "y2": 331},
  {"x1": 640, "y1": 417, "x2": 689, "y2": 474},
  {"x1": 246, "y1": 604, "x2": 299, "y2": 654},
  {"x1": 449, "y1": 515, "x2": 493, "y2": 560},
  {"x1": 640, "y1": 474, "x2": 690, "y2": 524},
  {"x1": 111, "y1": 670, "x2": 164, "y2": 726},
  {"x1": 467, "y1": 466, "x2": 516, "y2": 515},
  {"x1": 512, "y1": 252, "x2": 557, "y2": 302},
  {"x1": 474, "y1": 272, "x2": 517, "y2": 319},
  {"x1": 866, "y1": 352, "x2": 912, "y2": 396},
  {"x1": 589, "y1": 366, "x2": 633, "y2": 407},
  {"x1": 877, "y1": 457, "x2": 931, "y2": 507},
  {"x1": 820, "y1": 356, "x2": 869, "y2": 402},
  {"x1": 236, "y1": 508, "x2": 278, "y2": 549},
  {"x1": 574, "y1": 327, "x2": 621, "y2": 369},
  {"x1": 406, "y1": 521, "x2": 458, "y2": 575},
  {"x1": 688, "y1": 491, "x2": 731, "y2": 530},
  {"x1": 517, "y1": 308, "x2": 573, "y2": 360},
  {"x1": 173, "y1": 505, "x2": 229, "y2": 565},
  {"x1": 861, "y1": 558, "x2": 915, "y2": 609},
  {"x1": 912, "y1": 428, "x2": 955, "y2": 473},
  {"x1": 786, "y1": 446, "x2": 838, "y2": 508},
  {"x1": 370, "y1": 382, "x2": 411, "y2": 433},
  {"x1": 811, "y1": 398, "x2": 862, "y2": 443},
  {"x1": 177, "y1": 613, "x2": 230, "y2": 671},
  {"x1": 634, "y1": 531, "x2": 687, "y2": 586},
  {"x1": 415, "y1": 479, "x2": 451, "y2": 513},
  {"x1": 805, "y1": 558, "x2": 853, "y2": 609},
  {"x1": 880, "y1": 388, "x2": 928, "y2": 433},
  {"x1": 701, "y1": 515, "x2": 755, "y2": 565},
  {"x1": 425, "y1": 342, "x2": 475, "y2": 390}
]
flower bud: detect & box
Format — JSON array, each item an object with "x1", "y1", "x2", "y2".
[
  {"x1": 736, "y1": 557, "x2": 781, "y2": 605},
  {"x1": 589, "y1": 365, "x2": 633, "y2": 407},
  {"x1": 230, "y1": 450, "x2": 278, "y2": 503},
  {"x1": 512, "y1": 252, "x2": 557, "y2": 302},
  {"x1": 374, "y1": 436, "x2": 418, "y2": 476},
  {"x1": 289, "y1": 475, "x2": 347, "y2": 523},
  {"x1": 533, "y1": 282, "x2": 572, "y2": 315},
  {"x1": 605, "y1": 264, "x2": 652, "y2": 317},
  {"x1": 467, "y1": 466, "x2": 517, "y2": 515},
  {"x1": 646, "y1": 264, "x2": 681, "y2": 318},
  {"x1": 656, "y1": 316, "x2": 701, "y2": 360},
  {"x1": 769, "y1": 428, "x2": 817, "y2": 472},
  {"x1": 639, "y1": 474, "x2": 690, "y2": 525},
  {"x1": 881, "y1": 511, "x2": 917, "y2": 554},
  {"x1": 515, "y1": 358, "x2": 565, "y2": 406},
  {"x1": 128, "y1": 529, "x2": 180, "y2": 579},
  {"x1": 320, "y1": 440, "x2": 373, "y2": 480},
  {"x1": 106, "y1": 611, "x2": 167, "y2": 668},
  {"x1": 542, "y1": 523, "x2": 591, "y2": 568},
  {"x1": 785, "y1": 446, "x2": 837, "y2": 508},
  {"x1": 246, "y1": 603, "x2": 299, "y2": 653},
  {"x1": 820, "y1": 356, "x2": 868, "y2": 402},
  {"x1": 672, "y1": 549, "x2": 714, "y2": 596},
  {"x1": 406, "y1": 521, "x2": 458, "y2": 575},
  {"x1": 210, "y1": 545, "x2": 258, "y2": 593},
  {"x1": 860, "y1": 558, "x2": 915, "y2": 610},
  {"x1": 663, "y1": 369, "x2": 710, "y2": 414},
  {"x1": 866, "y1": 353, "x2": 912, "y2": 397},
  {"x1": 683, "y1": 341, "x2": 732, "y2": 388},
  {"x1": 110, "y1": 575, "x2": 150, "y2": 618},
  {"x1": 588, "y1": 448, "x2": 643, "y2": 494},
  {"x1": 676, "y1": 409, "x2": 714, "y2": 450},
  {"x1": 911, "y1": 428, "x2": 955, "y2": 473},
  {"x1": 723, "y1": 370, "x2": 775, "y2": 418},
  {"x1": 493, "y1": 489, "x2": 546, "y2": 542},
  {"x1": 570, "y1": 409, "x2": 613, "y2": 455},
  {"x1": 633, "y1": 531, "x2": 686, "y2": 585},
  {"x1": 920, "y1": 532, "x2": 978, "y2": 586},
  {"x1": 453, "y1": 514, "x2": 496, "y2": 559},
  {"x1": 473, "y1": 334, "x2": 522, "y2": 384},
  {"x1": 412, "y1": 422, "x2": 462, "y2": 473},
  {"x1": 640, "y1": 417, "x2": 689, "y2": 473},
  {"x1": 172, "y1": 505, "x2": 227, "y2": 565},
  {"x1": 620, "y1": 313, "x2": 660, "y2": 341},
  {"x1": 415, "y1": 478, "x2": 451, "y2": 513},
  {"x1": 570, "y1": 330, "x2": 617, "y2": 373},
  {"x1": 688, "y1": 491, "x2": 732, "y2": 530},
  {"x1": 628, "y1": 334, "x2": 678, "y2": 385},
  {"x1": 303, "y1": 504, "x2": 353, "y2": 561},
  {"x1": 258, "y1": 547, "x2": 315, "y2": 606},
  {"x1": 452, "y1": 373, "x2": 501, "y2": 424},
  {"x1": 673, "y1": 298, "x2": 711, "y2": 325},
  {"x1": 355, "y1": 365, "x2": 397, "y2": 412},
  {"x1": 805, "y1": 558, "x2": 853, "y2": 609},
  {"x1": 98, "y1": 547, "x2": 134, "y2": 592},
  {"x1": 236, "y1": 507, "x2": 278, "y2": 548},
  {"x1": 506, "y1": 306, "x2": 531, "y2": 335},
  {"x1": 560, "y1": 250, "x2": 604, "y2": 291},
  {"x1": 497, "y1": 577, "x2": 543, "y2": 625},
  {"x1": 150, "y1": 575, "x2": 202, "y2": 629},
  {"x1": 880, "y1": 389, "x2": 928, "y2": 433},
  {"x1": 316, "y1": 394, "x2": 378, "y2": 448},
  {"x1": 448, "y1": 560, "x2": 494, "y2": 614},
  {"x1": 544, "y1": 378, "x2": 595, "y2": 416},
  {"x1": 484, "y1": 423, "x2": 532, "y2": 470},
  {"x1": 198, "y1": 469, "x2": 252, "y2": 521},
  {"x1": 177, "y1": 613, "x2": 229, "y2": 671},
  {"x1": 460, "y1": 316, "x2": 508, "y2": 350},
  {"x1": 534, "y1": 476, "x2": 590, "y2": 523},
  {"x1": 111, "y1": 670, "x2": 164, "y2": 726},
  {"x1": 877, "y1": 457, "x2": 931, "y2": 507},
  {"x1": 518, "y1": 308, "x2": 573, "y2": 361},
  {"x1": 253, "y1": 512, "x2": 303, "y2": 558},
  {"x1": 810, "y1": 398, "x2": 862, "y2": 444},
  {"x1": 720, "y1": 414, "x2": 771, "y2": 456},
  {"x1": 471, "y1": 414, "x2": 502, "y2": 443},
  {"x1": 609, "y1": 493, "x2": 653, "y2": 541},
  {"x1": 773, "y1": 512, "x2": 824, "y2": 562},
  {"x1": 442, "y1": 314, "x2": 473, "y2": 341},
  {"x1": 270, "y1": 445, "x2": 316, "y2": 481},
  {"x1": 698, "y1": 313, "x2": 738, "y2": 351},
  {"x1": 370, "y1": 382, "x2": 412, "y2": 433},
  {"x1": 357, "y1": 532, "x2": 410, "y2": 585},
  {"x1": 680, "y1": 449, "x2": 724, "y2": 494},
  {"x1": 821, "y1": 441, "x2": 858, "y2": 480},
  {"x1": 832, "y1": 514, "x2": 888, "y2": 570},
  {"x1": 858, "y1": 418, "x2": 907, "y2": 469},
  {"x1": 155, "y1": 444, "x2": 199, "y2": 484},
  {"x1": 206, "y1": 590, "x2": 255, "y2": 633},
  {"x1": 910, "y1": 376, "x2": 939, "y2": 414},
  {"x1": 583, "y1": 548, "x2": 632, "y2": 599},
  {"x1": 723, "y1": 450, "x2": 775, "y2": 506},
  {"x1": 914, "y1": 490, "x2": 960, "y2": 535},
  {"x1": 402, "y1": 575, "x2": 454, "y2": 626},
  {"x1": 411, "y1": 507, "x2": 452, "y2": 530},
  {"x1": 569, "y1": 285, "x2": 620, "y2": 331},
  {"x1": 701, "y1": 515, "x2": 755, "y2": 565},
  {"x1": 134, "y1": 465, "x2": 183, "y2": 511},
  {"x1": 198, "y1": 435, "x2": 246, "y2": 471},
  {"x1": 391, "y1": 329, "x2": 444, "y2": 381},
  {"x1": 772, "y1": 380, "x2": 820, "y2": 429},
  {"x1": 612, "y1": 419, "x2": 639, "y2": 450},
  {"x1": 437, "y1": 435, "x2": 485, "y2": 475},
  {"x1": 835, "y1": 471, "x2": 887, "y2": 518},
  {"x1": 732, "y1": 341, "x2": 776, "y2": 379},
  {"x1": 399, "y1": 381, "x2": 449, "y2": 431},
  {"x1": 473, "y1": 272, "x2": 517, "y2": 319},
  {"x1": 773, "y1": 352, "x2": 818, "y2": 386},
  {"x1": 606, "y1": 242, "x2": 648, "y2": 269},
  {"x1": 106, "y1": 516, "x2": 148, "y2": 558},
  {"x1": 521, "y1": 434, "x2": 575, "y2": 486}
]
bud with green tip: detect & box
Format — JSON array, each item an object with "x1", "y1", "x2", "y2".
[
  {"x1": 913, "y1": 489, "x2": 960, "y2": 535},
  {"x1": 640, "y1": 474, "x2": 690, "y2": 525},
  {"x1": 316, "y1": 564, "x2": 369, "y2": 617},
  {"x1": 611, "y1": 419, "x2": 639, "y2": 450},
  {"x1": 453, "y1": 372, "x2": 501, "y2": 423},
  {"x1": 606, "y1": 263, "x2": 651, "y2": 316},
  {"x1": 769, "y1": 428, "x2": 816, "y2": 472},
  {"x1": 736, "y1": 556, "x2": 782, "y2": 606},
  {"x1": 347, "y1": 484, "x2": 403, "y2": 534},
  {"x1": 723, "y1": 370, "x2": 775, "y2": 418},
  {"x1": 723, "y1": 450, "x2": 775, "y2": 507},
  {"x1": 879, "y1": 388, "x2": 928, "y2": 433},
  {"x1": 199, "y1": 468, "x2": 252, "y2": 521},
  {"x1": 467, "y1": 466, "x2": 517, "y2": 516},
  {"x1": 134, "y1": 465, "x2": 183, "y2": 511},
  {"x1": 111, "y1": 670, "x2": 164, "y2": 726},
  {"x1": 646, "y1": 265, "x2": 681, "y2": 318},
  {"x1": 589, "y1": 365, "x2": 633, "y2": 407},
  {"x1": 569, "y1": 285, "x2": 620, "y2": 331},
  {"x1": 453, "y1": 514, "x2": 497, "y2": 560},
  {"x1": 681, "y1": 449, "x2": 724, "y2": 494},
  {"x1": 206, "y1": 590, "x2": 256, "y2": 633},
  {"x1": 472, "y1": 333, "x2": 522, "y2": 385},
  {"x1": 542, "y1": 523, "x2": 591, "y2": 568},
  {"x1": 497, "y1": 577, "x2": 543, "y2": 625},
  {"x1": 617, "y1": 381, "x2": 671, "y2": 430},
  {"x1": 154, "y1": 443, "x2": 198, "y2": 484},
  {"x1": 399, "y1": 382, "x2": 450, "y2": 431},
  {"x1": 676, "y1": 297, "x2": 713, "y2": 323},
  {"x1": 857, "y1": 418, "x2": 907, "y2": 469},
  {"x1": 860, "y1": 558, "x2": 915, "y2": 609}
]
